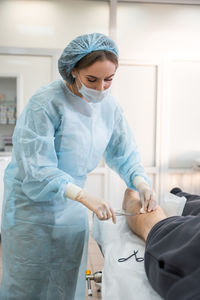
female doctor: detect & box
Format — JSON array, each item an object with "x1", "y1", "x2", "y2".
[{"x1": 0, "y1": 33, "x2": 156, "y2": 300}]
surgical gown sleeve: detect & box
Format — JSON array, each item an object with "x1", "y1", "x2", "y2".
[
  {"x1": 104, "y1": 107, "x2": 150, "y2": 190},
  {"x1": 12, "y1": 102, "x2": 73, "y2": 202}
]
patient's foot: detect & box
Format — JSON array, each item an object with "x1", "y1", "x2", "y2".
[{"x1": 122, "y1": 188, "x2": 167, "y2": 241}]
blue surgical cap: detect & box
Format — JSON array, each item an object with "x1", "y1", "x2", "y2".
[{"x1": 58, "y1": 33, "x2": 119, "y2": 83}]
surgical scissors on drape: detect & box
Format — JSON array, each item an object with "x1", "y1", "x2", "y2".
[{"x1": 118, "y1": 250, "x2": 144, "y2": 262}]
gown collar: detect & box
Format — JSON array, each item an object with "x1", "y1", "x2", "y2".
[{"x1": 60, "y1": 80, "x2": 94, "y2": 117}]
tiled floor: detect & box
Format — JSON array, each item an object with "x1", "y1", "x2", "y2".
[{"x1": 0, "y1": 233, "x2": 104, "y2": 300}]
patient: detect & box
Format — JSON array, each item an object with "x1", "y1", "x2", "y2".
[{"x1": 122, "y1": 188, "x2": 200, "y2": 300}]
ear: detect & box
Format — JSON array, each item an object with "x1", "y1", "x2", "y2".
[{"x1": 71, "y1": 69, "x2": 76, "y2": 79}]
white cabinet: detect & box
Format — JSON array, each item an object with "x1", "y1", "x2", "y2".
[
  {"x1": 0, "y1": 156, "x2": 11, "y2": 231},
  {"x1": 0, "y1": 75, "x2": 18, "y2": 152}
]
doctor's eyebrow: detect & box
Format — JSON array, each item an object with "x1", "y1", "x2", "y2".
[{"x1": 86, "y1": 73, "x2": 115, "y2": 79}]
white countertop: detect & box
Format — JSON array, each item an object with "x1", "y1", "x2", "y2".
[{"x1": 0, "y1": 152, "x2": 12, "y2": 157}]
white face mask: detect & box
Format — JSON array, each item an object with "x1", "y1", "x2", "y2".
[{"x1": 76, "y1": 76, "x2": 111, "y2": 103}]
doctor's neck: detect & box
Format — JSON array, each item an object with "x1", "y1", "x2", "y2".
[{"x1": 65, "y1": 81, "x2": 83, "y2": 99}]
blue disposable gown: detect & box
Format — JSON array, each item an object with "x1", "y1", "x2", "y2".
[{"x1": 0, "y1": 79, "x2": 149, "y2": 300}]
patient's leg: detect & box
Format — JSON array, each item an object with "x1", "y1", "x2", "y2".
[{"x1": 122, "y1": 189, "x2": 167, "y2": 241}]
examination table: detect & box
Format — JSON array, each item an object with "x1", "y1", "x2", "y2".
[{"x1": 91, "y1": 192, "x2": 186, "y2": 300}]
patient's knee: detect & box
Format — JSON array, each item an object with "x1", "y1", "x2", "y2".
[
  {"x1": 122, "y1": 188, "x2": 140, "y2": 210},
  {"x1": 125, "y1": 188, "x2": 138, "y2": 198}
]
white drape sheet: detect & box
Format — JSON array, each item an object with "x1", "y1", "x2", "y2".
[{"x1": 92, "y1": 192, "x2": 186, "y2": 300}]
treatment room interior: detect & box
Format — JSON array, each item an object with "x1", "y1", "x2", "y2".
[{"x1": 0, "y1": 0, "x2": 200, "y2": 299}]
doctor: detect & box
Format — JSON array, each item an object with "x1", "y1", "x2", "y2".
[{"x1": 0, "y1": 33, "x2": 156, "y2": 300}]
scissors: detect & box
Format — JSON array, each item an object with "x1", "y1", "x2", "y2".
[
  {"x1": 114, "y1": 209, "x2": 137, "y2": 217},
  {"x1": 118, "y1": 250, "x2": 144, "y2": 262}
]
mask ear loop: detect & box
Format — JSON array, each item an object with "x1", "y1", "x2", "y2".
[
  {"x1": 74, "y1": 73, "x2": 82, "y2": 91},
  {"x1": 70, "y1": 74, "x2": 77, "y2": 94},
  {"x1": 71, "y1": 73, "x2": 88, "y2": 102}
]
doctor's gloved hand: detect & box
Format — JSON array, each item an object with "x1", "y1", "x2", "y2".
[
  {"x1": 137, "y1": 183, "x2": 157, "y2": 213},
  {"x1": 133, "y1": 176, "x2": 157, "y2": 213},
  {"x1": 65, "y1": 183, "x2": 116, "y2": 224},
  {"x1": 78, "y1": 191, "x2": 116, "y2": 224}
]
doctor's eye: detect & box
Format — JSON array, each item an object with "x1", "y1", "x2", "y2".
[
  {"x1": 104, "y1": 78, "x2": 113, "y2": 82},
  {"x1": 87, "y1": 78, "x2": 96, "y2": 83}
]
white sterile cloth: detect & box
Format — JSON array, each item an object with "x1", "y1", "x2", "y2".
[{"x1": 91, "y1": 192, "x2": 186, "y2": 300}]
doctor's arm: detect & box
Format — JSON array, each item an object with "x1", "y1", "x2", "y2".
[
  {"x1": 104, "y1": 108, "x2": 157, "y2": 213},
  {"x1": 14, "y1": 104, "x2": 116, "y2": 223},
  {"x1": 65, "y1": 183, "x2": 116, "y2": 224}
]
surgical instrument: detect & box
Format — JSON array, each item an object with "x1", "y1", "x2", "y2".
[{"x1": 114, "y1": 210, "x2": 138, "y2": 217}]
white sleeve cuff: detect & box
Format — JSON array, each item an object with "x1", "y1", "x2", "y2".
[
  {"x1": 65, "y1": 183, "x2": 82, "y2": 200},
  {"x1": 132, "y1": 176, "x2": 147, "y2": 189}
]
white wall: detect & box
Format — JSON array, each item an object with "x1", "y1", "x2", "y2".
[
  {"x1": 0, "y1": 0, "x2": 109, "y2": 49},
  {"x1": 169, "y1": 61, "x2": 200, "y2": 168},
  {"x1": 117, "y1": 3, "x2": 200, "y2": 58}
]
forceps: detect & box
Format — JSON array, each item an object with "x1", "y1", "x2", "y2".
[{"x1": 114, "y1": 210, "x2": 137, "y2": 217}]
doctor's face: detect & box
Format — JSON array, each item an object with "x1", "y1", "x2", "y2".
[{"x1": 75, "y1": 60, "x2": 116, "y2": 91}]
